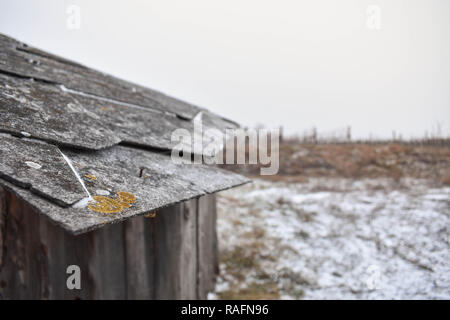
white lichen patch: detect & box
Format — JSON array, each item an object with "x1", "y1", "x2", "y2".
[
  {"x1": 72, "y1": 196, "x2": 93, "y2": 209},
  {"x1": 96, "y1": 189, "x2": 110, "y2": 196},
  {"x1": 25, "y1": 161, "x2": 42, "y2": 169}
]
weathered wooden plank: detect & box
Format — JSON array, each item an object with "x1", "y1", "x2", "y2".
[
  {"x1": 197, "y1": 194, "x2": 219, "y2": 298},
  {"x1": 0, "y1": 186, "x2": 5, "y2": 270},
  {"x1": 124, "y1": 215, "x2": 155, "y2": 299},
  {"x1": 40, "y1": 208, "x2": 127, "y2": 300},
  {"x1": 87, "y1": 223, "x2": 127, "y2": 299},
  {"x1": 0, "y1": 190, "x2": 218, "y2": 299},
  {"x1": 124, "y1": 199, "x2": 201, "y2": 299},
  {"x1": 179, "y1": 200, "x2": 198, "y2": 299},
  {"x1": 0, "y1": 191, "x2": 123, "y2": 299},
  {"x1": 151, "y1": 199, "x2": 198, "y2": 299},
  {"x1": 38, "y1": 216, "x2": 71, "y2": 299},
  {"x1": 152, "y1": 203, "x2": 183, "y2": 299},
  {"x1": 0, "y1": 192, "x2": 48, "y2": 299},
  {"x1": 0, "y1": 192, "x2": 89, "y2": 299},
  {"x1": 39, "y1": 212, "x2": 95, "y2": 300}
]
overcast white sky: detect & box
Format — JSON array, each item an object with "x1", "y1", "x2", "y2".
[{"x1": 1, "y1": 0, "x2": 449, "y2": 139}]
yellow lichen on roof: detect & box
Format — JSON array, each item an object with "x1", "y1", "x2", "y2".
[{"x1": 88, "y1": 191, "x2": 137, "y2": 214}]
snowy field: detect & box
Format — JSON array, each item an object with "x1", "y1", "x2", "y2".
[{"x1": 212, "y1": 178, "x2": 450, "y2": 299}]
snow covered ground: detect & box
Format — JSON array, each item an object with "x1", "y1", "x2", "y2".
[{"x1": 212, "y1": 178, "x2": 450, "y2": 299}]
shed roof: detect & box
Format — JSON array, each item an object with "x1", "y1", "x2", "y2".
[{"x1": 0, "y1": 34, "x2": 248, "y2": 235}]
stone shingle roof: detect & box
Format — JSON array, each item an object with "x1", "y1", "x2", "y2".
[{"x1": 0, "y1": 34, "x2": 248, "y2": 234}]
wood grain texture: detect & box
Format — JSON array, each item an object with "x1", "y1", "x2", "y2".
[
  {"x1": 197, "y1": 194, "x2": 219, "y2": 298},
  {"x1": 0, "y1": 187, "x2": 5, "y2": 269},
  {"x1": 124, "y1": 215, "x2": 155, "y2": 299},
  {"x1": 150, "y1": 201, "x2": 199, "y2": 299},
  {"x1": 0, "y1": 189, "x2": 218, "y2": 300}
]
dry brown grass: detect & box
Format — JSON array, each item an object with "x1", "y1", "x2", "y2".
[
  {"x1": 221, "y1": 141, "x2": 450, "y2": 182},
  {"x1": 218, "y1": 230, "x2": 282, "y2": 299},
  {"x1": 441, "y1": 174, "x2": 450, "y2": 186},
  {"x1": 218, "y1": 282, "x2": 280, "y2": 300}
]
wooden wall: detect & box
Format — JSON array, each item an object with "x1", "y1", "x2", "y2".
[{"x1": 0, "y1": 187, "x2": 218, "y2": 300}]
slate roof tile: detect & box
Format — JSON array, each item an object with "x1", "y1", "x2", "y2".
[
  {"x1": 0, "y1": 135, "x2": 248, "y2": 234},
  {"x1": 0, "y1": 34, "x2": 249, "y2": 234},
  {"x1": 0, "y1": 34, "x2": 202, "y2": 119}
]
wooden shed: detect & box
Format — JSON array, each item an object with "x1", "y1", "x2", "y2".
[{"x1": 0, "y1": 34, "x2": 248, "y2": 299}]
